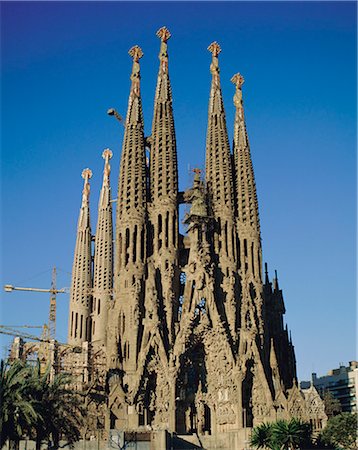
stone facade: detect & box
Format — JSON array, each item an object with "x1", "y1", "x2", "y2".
[{"x1": 10, "y1": 27, "x2": 327, "y2": 449}]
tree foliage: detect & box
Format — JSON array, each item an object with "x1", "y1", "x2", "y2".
[
  {"x1": 322, "y1": 391, "x2": 342, "y2": 419},
  {"x1": 321, "y1": 412, "x2": 357, "y2": 450},
  {"x1": 0, "y1": 359, "x2": 84, "y2": 450},
  {"x1": 250, "y1": 418, "x2": 313, "y2": 450},
  {"x1": 0, "y1": 360, "x2": 38, "y2": 449},
  {"x1": 250, "y1": 422, "x2": 276, "y2": 450}
]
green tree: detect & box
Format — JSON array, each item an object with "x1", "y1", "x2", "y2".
[
  {"x1": 250, "y1": 422, "x2": 277, "y2": 449},
  {"x1": 251, "y1": 419, "x2": 313, "y2": 450},
  {"x1": 28, "y1": 362, "x2": 84, "y2": 450},
  {"x1": 271, "y1": 418, "x2": 312, "y2": 450},
  {"x1": 0, "y1": 360, "x2": 38, "y2": 450},
  {"x1": 322, "y1": 391, "x2": 342, "y2": 419},
  {"x1": 321, "y1": 412, "x2": 357, "y2": 450}
]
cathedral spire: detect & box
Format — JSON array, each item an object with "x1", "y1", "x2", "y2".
[
  {"x1": 232, "y1": 73, "x2": 260, "y2": 234},
  {"x1": 148, "y1": 26, "x2": 179, "y2": 346},
  {"x1": 113, "y1": 45, "x2": 147, "y2": 373},
  {"x1": 205, "y1": 42, "x2": 237, "y2": 345},
  {"x1": 205, "y1": 42, "x2": 235, "y2": 222},
  {"x1": 150, "y1": 26, "x2": 178, "y2": 204},
  {"x1": 232, "y1": 73, "x2": 262, "y2": 281},
  {"x1": 115, "y1": 44, "x2": 147, "y2": 257},
  {"x1": 92, "y1": 150, "x2": 113, "y2": 349},
  {"x1": 68, "y1": 168, "x2": 93, "y2": 346}
]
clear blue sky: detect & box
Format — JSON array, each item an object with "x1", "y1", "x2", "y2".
[{"x1": 1, "y1": 1, "x2": 356, "y2": 381}]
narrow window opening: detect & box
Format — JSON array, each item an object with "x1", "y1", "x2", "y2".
[
  {"x1": 158, "y1": 214, "x2": 162, "y2": 250},
  {"x1": 80, "y1": 314, "x2": 83, "y2": 339},
  {"x1": 165, "y1": 211, "x2": 169, "y2": 247},
  {"x1": 224, "y1": 221, "x2": 228, "y2": 256},
  {"x1": 75, "y1": 313, "x2": 78, "y2": 338},
  {"x1": 172, "y1": 213, "x2": 176, "y2": 246},
  {"x1": 133, "y1": 225, "x2": 137, "y2": 263},
  {"x1": 237, "y1": 236, "x2": 241, "y2": 269},
  {"x1": 125, "y1": 228, "x2": 130, "y2": 265},
  {"x1": 140, "y1": 226, "x2": 145, "y2": 261},
  {"x1": 70, "y1": 312, "x2": 74, "y2": 337},
  {"x1": 118, "y1": 234, "x2": 122, "y2": 268},
  {"x1": 244, "y1": 239, "x2": 248, "y2": 272},
  {"x1": 251, "y1": 242, "x2": 255, "y2": 276},
  {"x1": 257, "y1": 250, "x2": 261, "y2": 281}
]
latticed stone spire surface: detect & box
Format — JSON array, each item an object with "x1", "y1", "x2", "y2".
[
  {"x1": 92, "y1": 149, "x2": 113, "y2": 349},
  {"x1": 204, "y1": 42, "x2": 238, "y2": 345},
  {"x1": 205, "y1": 42, "x2": 235, "y2": 222},
  {"x1": 150, "y1": 26, "x2": 178, "y2": 204},
  {"x1": 232, "y1": 73, "x2": 260, "y2": 229},
  {"x1": 112, "y1": 45, "x2": 148, "y2": 374},
  {"x1": 61, "y1": 29, "x2": 322, "y2": 449},
  {"x1": 68, "y1": 168, "x2": 93, "y2": 346},
  {"x1": 147, "y1": 26, "x2": 179, "y2": 347}
]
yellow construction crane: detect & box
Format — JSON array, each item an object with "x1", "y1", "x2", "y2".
[
  {"x1": 0, "y1": 325, "x2": 50, "y2": 343},
  {"x1": 3, "y1": 267, "x2": 68, "y2": 340}
]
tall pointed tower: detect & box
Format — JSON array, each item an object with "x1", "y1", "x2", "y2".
[
  {"x1": 68, "y1": 168, "x2": 93, "y2": 346},
  {"x1": 231, "y1": 73, "x2": 261, "y2": 282},
  {"x1": 113, "y1": 45, "x2": 147, "y2": 374},
  {"x1": 205, "y1": 42, "x2": 238, "y2": 342},
  {"x1": 92, "y1": 149, "x2": 113, "y2": 349},
  {"x1": 148, "y1": 26, "x2": 179, "y2": 346},
  {"x1": 232, "y1": 73, "x2": 265, "y2": 347}
]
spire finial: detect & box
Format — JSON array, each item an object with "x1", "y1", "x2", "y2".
[
  {"x1": 231, "y1": 73, "x2": 245, "y2": 111},
  {"x1": 81, "y1": 168, "x2": 92, "y2": 206},
  {"x1": 128, "y1": 45, "x2": 143, "y2": 96},
  {"x1": 208, "y1": 42, "x2": 221, "y2": 80},
  {"x1": 157, "y1": 26, "x2": 171, "y2": 43},
  {"x1": 208, "y1": 41, "x2": 221, "y2": 57},
  {"x1": 157, "y1": 27, "x2": 171, "y2": 71},
  {"x1": 273, "y1": 269, "x2": 279, "y2": 291},
  {"x1": 231, "y1": 73, "x2": 245, "y2": 89},
  {"x1": 102, "y1": 148, "x2": 113, "y2": 187},
  {"x1": 128, "y1": 45, "x2": 143, "y2": 63}
]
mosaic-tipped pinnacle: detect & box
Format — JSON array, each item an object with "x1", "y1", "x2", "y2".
[
  {"x1": 231, "y1": 73, "x2": 245, "y2": 88},
  {"x1": 102, "y1": 149, "x2": 113, "y2": 160},
  {"x1": 128, "y1": 45, "x2": 143, "y2": 62},
  {"x1": 157, "y1": 26, "x2": 171, "y2": 42},
  {"x1": 208, "y1": 41, "x2": 221, "y2": 57},
  {"x1": 82, "y1": 168, "x2": 92, "y2": 180}
]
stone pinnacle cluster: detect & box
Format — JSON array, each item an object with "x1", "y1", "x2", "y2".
[{"x1": 66, "y1": 27, "x2": 312, "y2": 445}]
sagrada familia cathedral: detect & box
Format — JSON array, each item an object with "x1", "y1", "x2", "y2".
[{"x1": 10, "y1": 27, "x2": 327, "y2": 449}]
